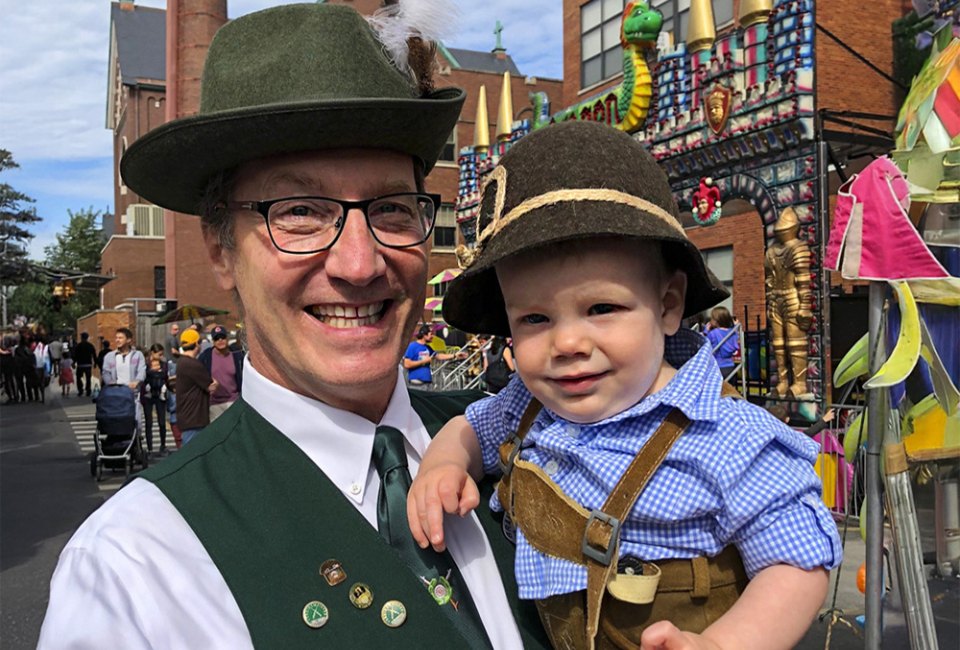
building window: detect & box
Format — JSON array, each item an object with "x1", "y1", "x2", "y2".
[
  {"x1": 438, "y1": 128, "x2": 457, "y2": 163},
  {"x1": 651, "y1": 0, "x2": 733, "y2": 49},
  {"x1": 434, "y1": 280, "x2": 450, "y2": 297},
  {"x1": 433, "y1": 204, "x2": 457, "y2": 250},
  {"x1": 124, "y1": 203, "x2": 164, "y2": 237},
  {"x1": 701, "y1": 246, "x2": 734, "y2": 313},
  {"x1": 580, "y1": 0, "x2": 630, "y2": 89},
  {"x1": 154, "y1": 266, "x2": 166, "y2": 299}
]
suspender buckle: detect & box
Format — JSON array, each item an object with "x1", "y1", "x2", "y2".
[
  {"x1": 582, "y1": 510, "x2": 621, "y2": 566},
  {"x1": 498, "y1": 434, "x2": 523, "y2": 477}
]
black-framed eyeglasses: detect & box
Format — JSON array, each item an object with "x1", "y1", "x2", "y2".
[{"x1": 227, "y1": 192, "x2": 440, "y2": 254}]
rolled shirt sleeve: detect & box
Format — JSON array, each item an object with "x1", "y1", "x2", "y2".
[{"x1": 714, "y1": 402, "x2": 843, "y2": 577}]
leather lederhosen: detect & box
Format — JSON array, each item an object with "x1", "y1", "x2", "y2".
[{"x1": 496, "y1": 383, "x2": 748, "y2": 650}]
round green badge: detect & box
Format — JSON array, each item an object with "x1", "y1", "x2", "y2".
[
  {"x1": 302, "y1": 600, "x2": 329, "y2": 629},
  {"x1": 380, "y1": 599, "x2": 407, "y2": 628}
]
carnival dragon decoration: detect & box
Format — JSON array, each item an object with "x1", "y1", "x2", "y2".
[
  {"x1": 616, "y1": 1, "x2": 663, "y2": 132},
  {"x1": 531, "y1": 1, "x2": 661, "y2": 133}
]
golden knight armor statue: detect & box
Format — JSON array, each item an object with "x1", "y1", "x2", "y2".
[{"x1": 764, "y1": 207, "x2": 813, "y2": 398}]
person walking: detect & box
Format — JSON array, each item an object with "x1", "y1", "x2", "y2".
[
  {"x1": 13, "y1": 334, "x2": 32, "y2": 403},
  {"x1": 31, "y1": 336, "x2": 49, "y2": 404},
  {"x1": 164, "y1": 323, "x2": 181, "y2": 360},
  {"x1": 40, "y1": 4, "x2": 547, "y2": 648},
  {"x1": 1, "y1": 336, "x2": 17, "y2": 403},
  {"x1": 48, "y1": 337, "x2": 63, "y2": 378},
  {"x1": 198, "y1": 325, "x2": 243, "y2": 422},
  {"x1": 59, "y1": 352, "x2": 74, "y2": 396},
  {"x1": 174, "y1": 329, "x2": 216, "y2": 446},
  {"x1": 166, "y1": 352, "x2": 182, "y2": 449},
  {"x1": 140, "y1": 344, "x2": 169, "y2": 455},
  {"x1": 403, "y1": 324, "x2": 459, "y2": 388},
  {"x1": 73, "y1": 332, "x2": 97, "y2": 397},
  {"x1": 705, "y1": 305, "x2": 740, "y2": 380},
  {"x1": 481, "y1": 336, "x2": 514, "y2": 394},
  {"x1": 95, "y1": 339, "x2": 111, "y2": 376}
]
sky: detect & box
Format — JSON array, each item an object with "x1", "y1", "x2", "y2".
[{"x1": 0, "y1": 0, "x2": 563, "y2": 259}]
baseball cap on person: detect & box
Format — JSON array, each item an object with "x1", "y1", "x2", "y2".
[
  {"x1": 180, "y1": 329, "x2": 201, "y2": 347},
  {"x1": 211, "y1": 325, "x2": 228, "y2": 340}
]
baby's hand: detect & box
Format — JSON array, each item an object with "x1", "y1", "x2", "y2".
[
  {"x1": 407, "y1": 464, "x2": 480, "y2": 553},
  {"x1": 640, "y1": 622, "x2": 722, "y2": 650}
]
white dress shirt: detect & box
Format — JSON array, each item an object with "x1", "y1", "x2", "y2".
[{"x1": 38, "y1": 358, "x2": 522, "y2": 649}]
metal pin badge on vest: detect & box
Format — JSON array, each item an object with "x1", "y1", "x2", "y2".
[
  {"x1": 302, "y1": 600, "x2": 330, "y2": 629},
  {"x1": 380, "y1": 600, "x2": 407, "y2": 628},
  {"x1": 349, "y1": 582, "x2": 374, "y2": 609},
  {"x1": 320, "y1": 559, "x2": 346, "y2": 586},
  {"x1": 419, "y1": 569, "x2": 457, "y2": 609}
]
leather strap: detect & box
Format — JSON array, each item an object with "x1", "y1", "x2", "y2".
[{"x1": 497, "y1": 406, "x2": 692, "y2": 650}]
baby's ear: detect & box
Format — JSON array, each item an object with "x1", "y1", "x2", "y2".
[{"x1": 661, "y1": 270, "x2": 687, "y2": 336}]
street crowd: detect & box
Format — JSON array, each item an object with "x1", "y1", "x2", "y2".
[{"x1": 0, "y1": 323, "x2": 244, "y2": 457}]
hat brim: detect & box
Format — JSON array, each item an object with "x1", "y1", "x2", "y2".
[
  {"x1": 121, "y1": 88, "x2": 465, "y2": 215},
  {"x1": 442, "y1": 201, "x2": 730, "y2": 337}
]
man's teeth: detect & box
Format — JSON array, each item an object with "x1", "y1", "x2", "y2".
[{"x1": 310, "y1": 301, "x2": 384, "y2": 328}]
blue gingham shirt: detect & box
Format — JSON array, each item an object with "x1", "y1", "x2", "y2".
[{"x1": 466, "y1": 329, "x2": 842, "y2": 600}]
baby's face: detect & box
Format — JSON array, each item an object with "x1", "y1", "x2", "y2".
[{"x1": 497, "y1": 239, "x2": 686, "y2": 424}]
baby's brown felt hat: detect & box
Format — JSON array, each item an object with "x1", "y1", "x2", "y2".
[{"x1": 442, "y1": 120, "x2": 729, "y2": 336}]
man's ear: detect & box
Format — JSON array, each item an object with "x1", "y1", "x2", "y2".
[
  {"x1": 661, "y1": 270, "x2": 688, "y2": 336},
  {"x1": 202, "y1": 226, "x2": 237, "y2": 292}
]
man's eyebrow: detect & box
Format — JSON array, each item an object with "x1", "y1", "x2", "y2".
[
  {"x1": 259, "y1": 174, "x2": 415, "y2": 197},
  {"x1": 374, "y1": 179, "x2": 418, "y2": 195},
  {"x1": 260, "y1": 170, "x2": 317, "y2": 192}
]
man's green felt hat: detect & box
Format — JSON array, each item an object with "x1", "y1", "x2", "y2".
[
  {"x1": 443, "y1": 120, "x2": 729, "y2": 336},
  {"x1": 120, "y1": 3, "x2": 465, "y2": 215}
]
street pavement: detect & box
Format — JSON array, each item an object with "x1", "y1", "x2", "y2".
[{"x1": 1, "y1": 386, "x2": 956, "y2": 649}]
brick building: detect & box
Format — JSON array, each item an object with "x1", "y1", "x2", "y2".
[
  {"x1": 103, "y1": 0, "x2": 561, "y2": 340},
  {"x1": 552, "y1": 0, "x2": 901, "y2": 331},
  {"x1": 104, "y1": 1, "x2": 168, "y2": 316}
]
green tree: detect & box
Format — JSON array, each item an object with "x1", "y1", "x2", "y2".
[
  {"x1": 7, "y1": 207, "x2": 105, "y2": 333},
  {"x1": 0, "y1": 149, "x2": 42, "y2": 284},
  {"x1": 7, "y1": 282, "x2": 56, "y2": 331},
  {"x1": 44, "y1": 207, "x2": 104, "y2": 273}
]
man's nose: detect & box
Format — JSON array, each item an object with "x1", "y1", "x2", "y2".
[{"x1": 323, "y1": 207, "x2": 386, "y2": 285}]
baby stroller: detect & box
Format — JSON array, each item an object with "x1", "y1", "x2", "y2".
[{"x1": 90, "y1": 384, "x2": 148, "y2": 481}]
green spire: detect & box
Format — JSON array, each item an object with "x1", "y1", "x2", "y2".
[{"x1": 493, "y1": 20, "x2": 504, "y2": 52}]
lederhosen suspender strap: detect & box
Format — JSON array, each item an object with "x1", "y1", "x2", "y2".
[{"x1": 496, "y1": 383, "x2": 742, "y2": 650}]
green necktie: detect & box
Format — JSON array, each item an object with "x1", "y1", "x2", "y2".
[{"x1": 373, "y1": 426, "x2": 491, "y2": 649}]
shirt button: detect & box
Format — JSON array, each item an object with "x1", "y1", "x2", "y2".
[
  {"x1": 349, "y1": 483, "x2": 361, "y2": 496},
  {"x1": 566, "y1": 423, "x2": 580, "y2": 437},
  {"x1": 544, "y1": 460, "x2": 559, "y2": 476}
]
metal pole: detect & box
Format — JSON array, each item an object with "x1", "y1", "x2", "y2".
[
  {"x1": 864, "y1": 281, "x2": 886, "y2": 648},
  {"x1": 817, "y1": 138, "x2": 833, "y2": 413}
]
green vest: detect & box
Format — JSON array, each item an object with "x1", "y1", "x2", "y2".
[{"x1": 138, "y1": 391, "x2": 548, "y2": 649}]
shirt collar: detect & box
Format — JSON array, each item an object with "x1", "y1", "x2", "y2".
[
  {"x1": 241, "y1": 358, "x2": 430, "y2": 505},
  {"x1": 643, "y1": 330, "x2": 724, "y2": 422}
]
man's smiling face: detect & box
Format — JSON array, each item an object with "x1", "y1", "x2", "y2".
[{"x1": 205, "y1": 149, "x2": 429, "y2": 420}]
